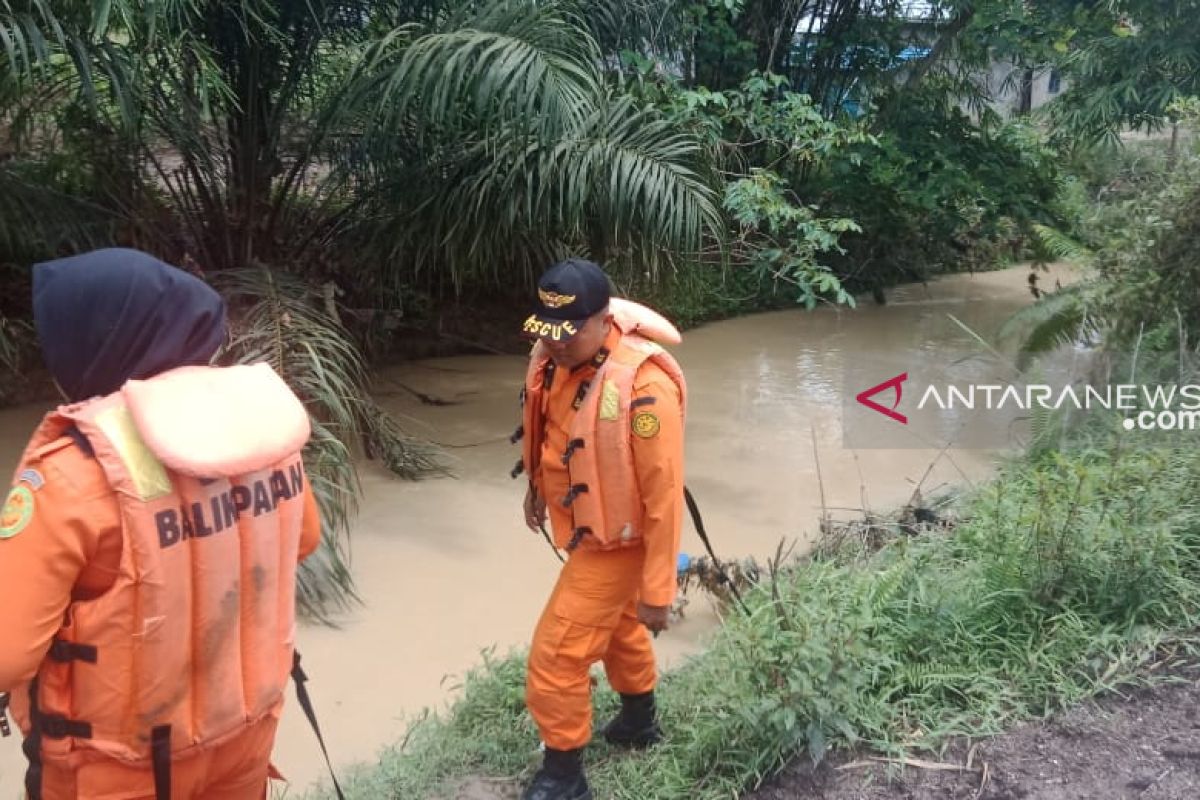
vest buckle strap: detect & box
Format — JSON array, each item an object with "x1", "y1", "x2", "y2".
[
  {"x1": 510, "y1": 459, "x2": 525, "y2": 479},
  {"x1": 560, "y1": 438, "x2": 585, "y2": 466},
  {"x1": 571, "y1": 382, "x2": 590, "y2": 411},
  {"x1": 38, "y1": 714, "x2": 92, "y2": 740},
  {"x1": 0, "y1": 692, "x2": 11, "y2": 737},
  {"x1": 567, "y1": 527, "x2": 592, "y2": 550},
  {"x1": 561, "y1": 483, "x2": 589, "y2": 507},
  {"x1": 509, "y1": 425, "x2": 524, "y2": 444},
  {"x1": 47, "y1": 639, "x2": 98, "y2": 664},
  {"x1": 151, "y1": 725, "x2": 172, "y2": 800}
]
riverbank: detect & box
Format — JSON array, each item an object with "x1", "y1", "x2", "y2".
[
  {"x1": 314, "y1": 423, "x2": 1200, "y2": 799},
  {"x1": 749, "y1": 673, "x2": 1200, "y2": 800},
  {"x1": 0, "y1": 264, "x2": 1066, "y2": 796}
]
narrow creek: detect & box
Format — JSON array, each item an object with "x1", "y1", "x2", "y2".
[{"x1": 0, "y1": 263, "x2": 1074, "y2": 796}]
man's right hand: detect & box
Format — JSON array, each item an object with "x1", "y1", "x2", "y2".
[{"x1": 524, "y1": 485, "x2": 547, "y2": 531}]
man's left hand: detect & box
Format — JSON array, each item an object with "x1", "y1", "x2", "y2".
[{"x1": 637, "y1": 601, "x2": 670, "y2": 634}]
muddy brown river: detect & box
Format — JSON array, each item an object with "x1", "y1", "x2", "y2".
[{"x1": 0, "y1": 264, "x2": 1074, "y2": 796}]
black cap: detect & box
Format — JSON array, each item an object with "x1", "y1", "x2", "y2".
[{"x1": 522, "y1": 258, "x2": 611, "y2": 342}]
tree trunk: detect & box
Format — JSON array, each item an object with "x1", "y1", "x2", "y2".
[
  {"x1": 221, "y1": 16, "x2": 283, "y2": 270},
  {"x1": 738, "y1": 0, "x2": 808, "y2": 76},
  {"x1": 903, "y1": 8, "x2": 976, "y2": 90},
  {"x1": 1018, "y1": 67, "x2": 1034, "y2": 115}
]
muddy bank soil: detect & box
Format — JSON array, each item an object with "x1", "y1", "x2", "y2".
[
  {"x1": 427, "y1": 676, "x2": 1200, "y2": 799},
  {"x1": 750, "y1": 676, "x2": 1200, "y2": 800}
]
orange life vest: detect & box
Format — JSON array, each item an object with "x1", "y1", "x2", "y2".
[
  {"x1": 521, "y1": 299, "x2": 687, "y2": 551},
  {"x1": 9, "y1": 363, "x2": 311, "y2": 771}
]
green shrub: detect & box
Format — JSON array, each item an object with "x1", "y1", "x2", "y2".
[
  {"x1": 819, "y1": 92, "x2": 1068, "y2": 290},
  {"x1": 319, "y1": 428, "x2": 1200, "y2": 799}
]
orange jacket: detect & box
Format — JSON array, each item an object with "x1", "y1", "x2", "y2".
[
  {"x1": 521, "y1": 300, "x2": 686, "y2": 607},
  {"x1": 0, "y1": 364, "x2": 319, "y2": 771}
]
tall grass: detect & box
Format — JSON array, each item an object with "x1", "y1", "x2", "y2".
[{"x1": 314, "y1": 425, "x2": 1200, "y2": 799}]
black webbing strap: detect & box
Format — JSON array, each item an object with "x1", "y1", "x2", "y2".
[
  {"x1": 65, "y1": 425, "x2": 95, "y2": 458},
  {"x1": 538, "y1": 523, "x2": 565, "y2": 563},
  {"x1": 561, "y1": 483, "x2": 589, "y2": 507},
  {"x1": 0, "y1": 691, "x2": 11, "y2": 737},
  {"x1": 561, "y1": 438, "x2": 585, "y2": 466},
  {"x1": 23, "y1": 680, "x2": 43, "y2": 800},
  {"x1": 37, "y1": 713, "x2": 91, "y2": 740},
  {"x1": 683, "y1": 486, "x2": 750, "y2": 615},
  {"x1": 571, "y1": 381, "x2": 590, "y2": 411},
  {"x1": 150, "y1": 725, "x2": 171, "y2": 800},
  {"x1": 47, "y1": 639, "x2": 98, "y2": 664},
  {"x1": 291, "y1": 651, "x2": 347, "y2": 800},
  {"x1": 28, "y1": 671, "x2": 92, "y2": 742},
  {"x1": 566, "y1": 527, "x2": 591, "y2": 551}
]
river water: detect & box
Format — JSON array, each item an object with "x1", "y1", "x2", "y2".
[{"x1": 0, "y1": 264, "x2": 1074, "y2": 797}]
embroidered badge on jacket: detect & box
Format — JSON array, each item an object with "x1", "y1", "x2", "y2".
[
  {"x1": 0, "y1": 485, "x2": 35, "y2": 539},
  {"x1": 632, "y1": 412, "x2": 660, "y2": 438}
]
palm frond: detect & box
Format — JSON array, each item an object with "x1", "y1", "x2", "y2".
[
  {"x1": 566, "y1": 0, "x2": 681, "y2": 58},
  {"x1": 361, "y1": 0, "x2": 599, "y2": 141},
  {"x1": 0, "y1": 314, "x2": 33, "y2": 400},
  {"x1": 0, "y1": 165, "x2": 115, "y2": 261},
  {"x1": 998, "y1": 285, "x2": 1093, "y2": 371},
  {"x1": 0, "y1": 0, "x2": 66, "y2": 78},
  {"x1": 362, "y1": 94, "x2": 720, "y2": 288},
  {"x1": 1030, "y1": 223, "x2": 1090, "y2": 266},
  {"x1": 563, "y1": 96, "x2": 722, "y2": 257},
  {"x1": 218, "y1": 267, "x2": 444, "y2": 620}
]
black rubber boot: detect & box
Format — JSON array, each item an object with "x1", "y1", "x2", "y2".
[
  {"x1": 521, "y1": 747, "x2": 592, "y2": 800},
  {"x1": 601, "y1": 691, "x2": 663, "y2": 748}
]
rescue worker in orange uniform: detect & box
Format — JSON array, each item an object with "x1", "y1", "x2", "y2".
[
  {"x1": 515, "y1": 258, "x2": 687, "y2": 800},
  {"x1": 0, "y1": 248, "x2": 321, "y2": 800}
]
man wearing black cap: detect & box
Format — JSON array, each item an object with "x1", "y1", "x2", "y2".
[{"x1": 514, "y1": 258, "x2": 688, "y2": 800}]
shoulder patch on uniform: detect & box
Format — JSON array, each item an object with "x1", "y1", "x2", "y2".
[
  {"x1": 0, "y1": 486, "x2": 35, "y2": 539},
  {"x1": 18, "y1": 468, "x2": 45, "y2": 491},
  {"x1": 632, "y1": 412, "x2": 661, "y2": 439}
]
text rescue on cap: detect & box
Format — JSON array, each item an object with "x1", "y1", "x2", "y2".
[{"x1": 524, "y1": 314, "x2": 579, "y2": 342}]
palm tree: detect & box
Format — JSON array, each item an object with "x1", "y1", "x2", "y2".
[{"x1": 1, "y1": 0, "x2": 722, "y2": 615}]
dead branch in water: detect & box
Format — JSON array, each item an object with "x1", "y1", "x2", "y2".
[
  {"x1": 812, "y1": 424, "x2": 831, "y2": 537},
  {"x1": 674, "y1": 450, "x2": 963, "y2": 614}
]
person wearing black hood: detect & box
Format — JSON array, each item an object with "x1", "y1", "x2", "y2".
[{"x1": 0, "y1": 249, "x2": 322, "y2": 799}]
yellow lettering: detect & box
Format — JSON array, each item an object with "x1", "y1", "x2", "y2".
[{"x1": 524, "y1": 317, "x2": 579, "y2": 341}]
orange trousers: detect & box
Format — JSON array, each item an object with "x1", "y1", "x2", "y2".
[
  {"x1": 526, "y1": 546, "x2": 657, "y2": 750},
  {"x1": 31, "y1": 714, "x2": 279, "y2": 800}
]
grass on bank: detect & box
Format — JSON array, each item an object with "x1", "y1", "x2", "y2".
[{"x1": 312, "y1": 423, "x2": 1200, "y2": 800}]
